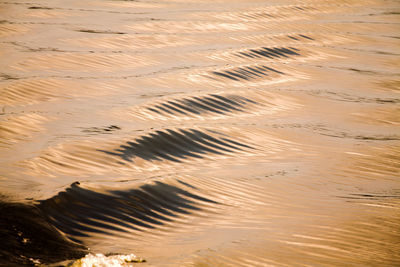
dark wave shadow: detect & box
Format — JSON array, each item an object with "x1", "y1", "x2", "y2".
[
  {"x1": 101, "y1": 128, "x2": 252, "y2": 163},
  {"x1": 211, "y1": 65, "x2": 284, "y2": 82},
  {"x1": 236, "y1": 46, "x2": 300, "y2": 60},
  {"x1": 288, "y1": 34, "x2": 315, "y2": 41},
  {"x1": 76, "y1": 29, "x2": 127, "y2": 35},
  {"x1": 80, "y1": 125, "x2": 121, "y2": 135},
  {"x1": 0, "y1": 178, "x2": 218, "y2": 265},
  {"x1": 146, "y1": 94, "x2": 257, "y2": 117},
  {"x1": 38, "y1": 181, "x2": 218, "y2": 242},
  {"x1": 0, "y1": 199, "x2": 87, "y2": 266}
]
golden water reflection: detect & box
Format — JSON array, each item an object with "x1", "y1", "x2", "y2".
[{"x1": 0, "y1": 0, "x2": 399, "y2": 266}]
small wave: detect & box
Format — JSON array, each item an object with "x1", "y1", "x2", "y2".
[
  {"x1": 235, "y1": 46, "x2": 301, "y2": 59},
  {"x1": 0, "y1": 23, "x2": 31, "y2": 38},
  {"x1": 127, "y1": 21, "x2": 251, "y2": 34},
  {"x1": 0, "y1": 113, "x2": 51, "y2": 148},
  {"x1": 210, "y1": 65, "x2": 284, "y2": 82},
  {"x1": 102, "y1": 128, "x2": 253, "y2": 163},
  {"x1": 10, "y1": 52, "x2": 156, "y2": 74},
  {"x1": 128, "y1": 90, "x2": 300, "y2": 121},
  {"x1": 0, "y1": 78, "x2": 126, "y2": 107},
  {"x1": 21, "y1": 127, "x2": 257, "y2": 177},
  {"x1": 62, "y1": 34, "x2": 194, "y2": 50},
  {"x1": 39, "y1": 180, "x2": 218, "y2": 242},
  {"x1": 132, "y1": 93, "x2": 257, "y2": 120}
]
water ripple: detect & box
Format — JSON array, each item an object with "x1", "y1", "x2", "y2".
[
  {"x1": 102, "y1": 128, "x2": 253, "y2": 163},
  {"x1": 39, "y1": 180, "x2": 218, "y2": 242}
]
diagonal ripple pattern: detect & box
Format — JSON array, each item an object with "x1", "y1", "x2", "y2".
[
  {"x1": 101, "y1": 129, "x2": 253, "y2": 163},
  {"x1": 145, "y1": 94, "x2": 257, "y2": 118},
  {"x1": 39, "y1": 181, "x2": 218, "y2": 242}
]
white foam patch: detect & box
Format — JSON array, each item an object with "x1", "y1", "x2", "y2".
[{"x1": 69, "y1": 253, "x2": 145, "y2": 267}]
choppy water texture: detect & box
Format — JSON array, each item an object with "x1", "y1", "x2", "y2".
[{"x1": 0, "y1": 0, "x2": 399, "y2": 266}]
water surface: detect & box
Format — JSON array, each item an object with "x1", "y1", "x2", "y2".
[{"x1": 0, "y1": 0, "x2": 399, "y2": 266}]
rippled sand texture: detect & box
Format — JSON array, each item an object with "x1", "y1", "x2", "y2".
[{"x1": 0, "y1": 0, "x2": 399, "y2": 266}]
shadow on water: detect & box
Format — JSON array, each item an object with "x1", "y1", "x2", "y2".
[
  {"x1": 80, "y1": 125, "x2": 121, "y2": 135},
  {"x1": 39, "y1": 181, "x2": 217, "y2": 241},
  {"x1": 101, "y1": 128, "x2": 252, "y2": 163},
  {"x1": 0, "y1": 198, "x2": 87, "y2": 266},
  {"x1": 147, "y1": 94, "x2": 257, "y2": 117},
  {"x1": 237, "y1": 47, "x2": 300, "y2": 59},
  {"x1": 212, "y1": 65, "x2": 284, "y2": 81},
  {"x1": 1, "y1": 180, "x2": 217, "y2": 265}
]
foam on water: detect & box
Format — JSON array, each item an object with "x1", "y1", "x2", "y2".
[{"x1": 67, "y1": 253, "x2": 145, "y2": 267}]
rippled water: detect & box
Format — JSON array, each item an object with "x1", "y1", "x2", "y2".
[{"x1": 0, "y1": 0, "x2": 399, "y2": 266}]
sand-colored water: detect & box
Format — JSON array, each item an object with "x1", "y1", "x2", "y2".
[{"x1": 0, "y1": 0, "x2": 399, "y2": 266}]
